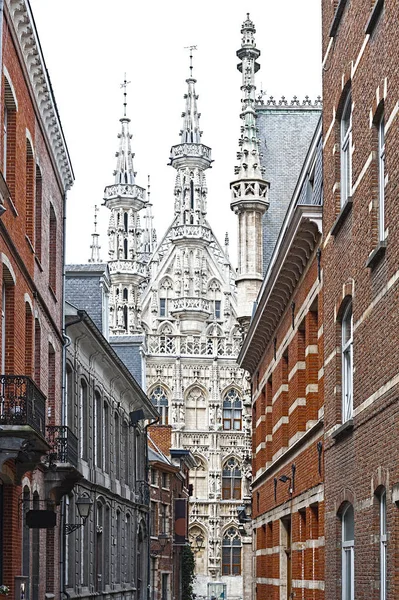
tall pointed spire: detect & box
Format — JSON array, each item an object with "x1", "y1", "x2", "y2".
[
  {"x1": 230, "y1": 15, "x2": 270, "y2": 331},
  {"x1": 88, "y1": 205, "x2": 101, "y2": 263},
  {"x1": 169, "y1": 49, "x2": 213, "y2": 232},
  {"x1": 104, "y1": 78, "x2": 148, "y2": 336}
]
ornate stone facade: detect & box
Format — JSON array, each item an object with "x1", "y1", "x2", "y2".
[{"x1": 104, "y1": 54, "x2": 252, "y2": 600}]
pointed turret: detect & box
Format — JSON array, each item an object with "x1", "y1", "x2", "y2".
[
  {"x1": 231, "y1": 15, "x2": 270, "y2": 331},
  {"x1": 169, "y1": 48, "x2": 213, "y2": 241},
  {"x1": 88, "y1": 205, "x2": 101, "y2": 263},
  {"x1": 104, "y1": 78, "x2": 148, "y2": 335}
]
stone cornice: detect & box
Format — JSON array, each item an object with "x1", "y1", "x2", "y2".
[
  {"x1": 238, "y1": 204, "x2": 322, "y2": 374},
  {"x1": 6, "y1": 0, "x2": 74, "y2": 191}
]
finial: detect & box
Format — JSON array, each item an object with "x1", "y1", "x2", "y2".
[
  {"x1": 184, "y1": 45, "x2": 197, "y2": 78},
  {"x1": 120, "y1": 73, "x2": 131, "y2": 117},
  {"x1": 225, "y1": 232, "x2": 229, "y2": 246},
  {"x1": 94, "y1": 204, "x2": 99, "y2": 232},
  {"x1": 88, "y1": 205, "x2": 101, "y2": 263},
  {"x1": 147, "y1": 174, "x2": 151, "y2": 203}
]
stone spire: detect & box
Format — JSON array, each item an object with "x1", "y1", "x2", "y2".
[
  {"x1": 230, "y1": 14, "x2": 269, "y2": 331},
  {"x1": 88, "y1": 205, "x2": 101, "y2": 263},
  {"x1": 169, "y1": 48, "x2": 213, "y2": 229},
  {"x1": 104, "y1": 78, "x2": 147, "y2": 335},
  {"x1": 142, "y1": 175, "x2": 156, "y2": 257}
]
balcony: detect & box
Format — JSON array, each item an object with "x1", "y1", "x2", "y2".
[
  {"x1": 0, "y1": 375, "x2": 49, "y2": 483},
  {"x1": 45, "y1": 425, "x2": 82, "y2": 504}
]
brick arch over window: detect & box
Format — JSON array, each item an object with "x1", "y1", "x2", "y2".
[
  {"x1": 3, "y1": 71, "x2": 18, "y2": 194},
  {"x1": 25, "y1": 136, "x2": 34, "y2": 242},
  {"x1": 149, "y1": 385, "x2": 169, "y2": 425},
  {"x1": 2, "y1": 260, "x2": 16, "y2": 373}
]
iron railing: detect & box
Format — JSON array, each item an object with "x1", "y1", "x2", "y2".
[
  {"x1": 0, "y1": 375, "x2": 46, "y2": 436},
  {"x1": 46, "y1": 425, "x2": 79, "y2": 468}
]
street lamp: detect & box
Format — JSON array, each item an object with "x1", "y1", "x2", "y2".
[{"x1": 65, "y1": 493, "x2": 93, "y2": 535}]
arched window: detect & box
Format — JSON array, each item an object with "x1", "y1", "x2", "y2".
[
  {"x1": 95, "y1": 390, "x2": 102, "y2": 468},
  {"x1": 222, "y1": 528, "x2": 241, "y2": 576},
  {"x1": 35, "y1": 165, "x2": 42, "y2": 262},
  {"x1": 150, "y1": 386, "x2": 168, "y2": 425},
  {"x1": 222, "y1": 458, "x2": 241, "y2": 500},
  {"x1": 96, "y1": 501, "x2": 103, "y2": 592},
  {"x1": 103, "y1": 401, "x2": 110, "y2": 472},
  {"x1": 26, "y1": 138, "x2": 34, "y2": 242},
  {"x1": 22, "y1": 486, "x2": 30, "y2": 578},
  {"x1": 116, "y1": 510, "x2": 121, "y2": 582},
  {"x1": 114, "y1": 412, "x2": 120, "y2": 480},
  {"x1": 49, "y1": 204, "x2": 57, "y2": 293},
  {"x1": 190, "y1": 457, "x2": 207, "y2": 499},
  {"x1": 123, "y1": 238, "x2": 128, "y2": 259},
  {"x1": 3, "y1": 74, "x2": 17, "y2": 191},
  {"x1": 123, "y1": 305, "x2": 128, "y2": 331},
  {"x1": 79, "y1": 379, "x2": 88, "y2": 459},
  {"x1": 124, "y1": 212, "x2": 128, "y2": 232},
  {"x1": 125, "y1": 513, "x2": 132, "y2": 583},
  {"x1": 341, "y1": 503, "x2": 354, "y2": 600},
  {"x1": 342, "y1": 300, "x2": 353, "y2": 422},
  {"x1": 340, "y1": 91, "x2": 352, "y2": 207},
  {"x1": 137, "y1": 521, "x2": 148, "y2": 600},
  {"x1": 378, "y1": 489, "x2": 387, "y2": 600},
  {"x1": 185, "y1": 387, "x2": 206, "y2": 430},
  {"x1": 223, "y1": 389, "x2": 242, "y2": 430},
  {"x1": 123, "y1": 287, "x2": 128, "y2": 301},
  {"x1": 2, "y1": 262, "x2": 16, "y2": 373}
]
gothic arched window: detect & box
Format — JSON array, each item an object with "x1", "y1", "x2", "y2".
[
  {"x1": 150, "y1": 386, "x2": 169, "y2": 425},
  {"x1": 190, "y1": 457, "x2": 207, "y2": 499},
  {"x1": 223, "y1": 389, "x2": 242, "y2": 430},
  {"x1": 124, "y1": 212, "x2": 128, "y2": 232},
  {"x1": 222, "y1": 528, "x2": 241, "y2": 576},
  {"x1": 123, "y1": 288, "x2": 128, "y2": 301},
  {"x1": 185, "y1": 387, "x2": 206, "y2": 430},
  {"x1": 123, "y1": 238, "x2": 128, "y2": 259},
  {"x1": 222, "y1": 457, "x2": 241, "y2": 500}
]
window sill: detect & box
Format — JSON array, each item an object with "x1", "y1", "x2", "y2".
[
  {"x1": 329, "y1": 0, "x2": 349, "y2": 37},
  {"x1": 331, "y1": 419, "x2": 353, "y2": 440},
  {"x1": 365, "y1": 0, "x2": 384, "y2": 35},
  {"x1": 331, "y1": 196, "x2": 353, "y2": 237},
  {"x1": 366, "y1": 240, "x2": 386, "y2": 269},
  {"x1": 49, "y1": 285, "x2": 58, "y2": 302},
  {"x1": 25, "y1": 234, "x2": 34, "y2": 254},
  {"x1": 35, "y1": 255, "x2": 43, "y2": 272}
]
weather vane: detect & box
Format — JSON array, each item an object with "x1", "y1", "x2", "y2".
[
  {"x1": 120, "y1": 73, "x2": 131, "y2": 117},
  {"x1": 184, "y1": 45, "x2": 197, "y2": 78}
]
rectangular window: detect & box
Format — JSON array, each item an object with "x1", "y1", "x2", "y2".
[
  {"x1": 3, "y1": 105, "x2": 7, "y2": 178},
  {"x1": 160, "y1": 298, "x2": 166, "y2": 317},
  {"x1": 151, "y1": 469, "x2": 157, "y2": 485},
  {"x1": 342, "y1": 302, "x2": 353, "y2": 422},
  {"x1": 161, "y1": 573, "x2": 169, "y2": 600},
  {"x1": 160, "y1": 504, "x2": 169, "y2": 534},
  {"x1": 150, "y1": 502, "x2": 157, "y2": 537},
  {"x1": 378, "y1": 113, "x2": 385, "y2": 241},
  {"x1": 162, "y1": 473, "x2": 169, "y2": 489},
  {"x1": 215, "y1": 300, "x2": 221, "y2": 319},
  {"x1": 340, "y1": 93, "x2": 352, "y2": 207},
  {"x1": 49, "y1": 205, "x2": 57, "y2": 293}
]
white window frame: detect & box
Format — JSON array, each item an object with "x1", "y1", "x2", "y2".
[
  {"x1": 342, "y1": 504, "x2": 354, "y2": 600},
  {"x1": 342, "y1": 302, "x2": 353, "y2": 422},
  {"x1": 380, "y1": 490, "x2": 387, "y2": 600},
  {"x1": 378, "y1": 114, "x2": 385, "y2": 241},
  {"x1": 340, "y1": 93, "x2": 352, "y2": 207}
]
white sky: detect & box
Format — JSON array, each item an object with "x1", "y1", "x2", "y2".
[{"x1": 29, "y1": 0, "x2": 322, "y2": 267}]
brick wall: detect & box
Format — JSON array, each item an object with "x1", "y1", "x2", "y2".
[{"x1": 322, "y1": 0, "x2": 399, "y2": 598}]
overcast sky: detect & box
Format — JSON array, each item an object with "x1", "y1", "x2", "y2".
[{"x1": 29, "y1": 0, "x2": 322, "y2": 267}]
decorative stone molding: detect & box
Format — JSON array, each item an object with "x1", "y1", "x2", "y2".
[{"x1": 7, "y1": 0, "x2": 74, "y2": 191}]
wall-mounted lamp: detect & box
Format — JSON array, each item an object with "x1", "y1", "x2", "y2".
[
  {"x1": 279, "y1": 474, "x2": 293, "y2": 496},
  {"x1": 190, "y1": 532, "x2": 205, "y2": 554},
  {"x1": 65, "y1": 493, "x2": 93, "y2": 535}
]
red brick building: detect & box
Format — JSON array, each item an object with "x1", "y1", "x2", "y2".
[
  {"x1": 148, "y1": 426, "x2": 195, "y2": 600},
  {"x1": 321, "y1": 1, "x2": 399, "y2": 599},
  {"x1": 0, "y1": 0, "x2": 73, "y2": 598},
  {"x1": 238, "y1": 120, "x2": 324, "y2": 600}
]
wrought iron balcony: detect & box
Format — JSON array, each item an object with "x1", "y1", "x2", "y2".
[
  {"x1": 0, "y1": 375, "x2": 46, "y2": 436},
  {"x1": 46, "y1": 425, "x2": 78, "y2": 468}
]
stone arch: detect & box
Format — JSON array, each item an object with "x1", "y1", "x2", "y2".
[
  {"x1": 190, "y1": 455, "x2": 208, "y2": 500},
  {"x1": 185, "y1": 385, "x2": 207, "y2": 430}
]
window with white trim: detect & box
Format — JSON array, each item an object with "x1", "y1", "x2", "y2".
[
  {"x1": 342, "y1": 503, "x2": 354, "y2": 600},
  {"x1": 340, "y1": 93, "x2": 352, "y2": 206},
  {"x1": 380, "y1": 489, "x2": 387, "y2": 600},
  {"x1": 342, "y1": 301, "x2": 353, "y2": 422},
  {"x1": 378, "y1": 112, "x2": 385, "y2": 241}
]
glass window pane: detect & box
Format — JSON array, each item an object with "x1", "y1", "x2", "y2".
[{"x1": 343, "y1": 505, "x2": 354, "y2": 542}]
